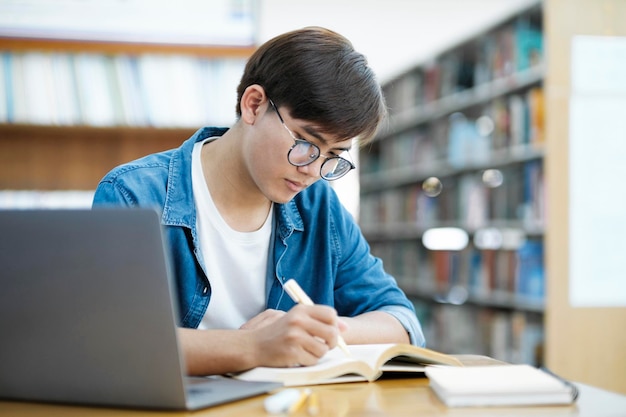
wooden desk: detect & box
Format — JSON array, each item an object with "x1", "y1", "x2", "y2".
[{"x1": 1, "y1": 378, "x2": 625, "y2": 417}]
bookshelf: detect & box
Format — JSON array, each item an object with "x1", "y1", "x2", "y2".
[
  {"x1": 0, "y1": 37, "x2": 254, "y2": 191},
  {"x1": 359, "y1": 1, "x2": 545, "y2": 366}
]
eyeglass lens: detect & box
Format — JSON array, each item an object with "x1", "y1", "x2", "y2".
[
  {"x1": 288, "y1": 141, "x2": 319, "y2": 166},
  {"x1": 270, "y1": 99, "x2": 354, "y2": 180},
  {"x1": 288, "y1": 141, "x2": 352, "y2": 180},
  {"x1": 321, "y1": 158, "x2": 352, "y2": 180}
]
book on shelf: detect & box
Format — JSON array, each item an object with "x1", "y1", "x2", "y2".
[
  {"x1": 514, "y1": 14, "x2": 543, "y2": 71},
  {"x1": 508, "y1": 93, "x2": 527, "y2": 147},
  {"x1": 0, "y1": 51, "x2": 245, "y2": 127},
  {"x1": 425, "y1": 364, "x2": 578, "y2": 407},
  {"x1": 0, "y1": 53, "x2": 8, "y2": 122},
  {"x1": 74, "y1": 53, "x2": 118, "y2": 126},
  {"x1": 516, "y1": 239, "x2": 544, "y2": 299},
  {"x1": 231, "y1": 343, "x2": 463, "y2": 387},
  {"x1": 527, "y1": 86, "x2": 545, "y2": 145}
]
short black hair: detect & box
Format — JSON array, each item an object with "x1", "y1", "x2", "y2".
[{"x1": 236, "y1": 26, "x2": 387, "y2": 144}]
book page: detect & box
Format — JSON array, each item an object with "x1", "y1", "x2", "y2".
[
  {"x1": 232, "y1": 344, "x2": 405, "y2": 386},
  {"x1": 342, "y1": 344, "x2": 397, "y2": 369},
  {"x1": 232, "y1": 349, "x2": 377, "y2": 386},
  {"x1": 232, "y1": 343, "x2": 458, "y2": 386}
]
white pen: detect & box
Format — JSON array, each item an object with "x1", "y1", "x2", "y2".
[
  {"x1": 284, "y1": 279, "x2": 352, "y2": 357},
  {"x1": 263, "y1": 388, "x2": 312, "y2": 415},
  {"x1": 264, "y1": 388, "x2": 301, "y2": 414}
]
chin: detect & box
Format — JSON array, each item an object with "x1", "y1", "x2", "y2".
[
  {"x1": 272, "y1": 194, "x2": 297, "y2": 204},
  {"x1": 267, "y1": 189, "x2": 300, "y2": 204}
]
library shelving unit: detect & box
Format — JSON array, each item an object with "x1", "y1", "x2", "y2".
[
  {"x1": 360, "y1": 0, "x2": 626, "y2": 394},
  {"x1": 358, "y1": 1, "x2": 545, "y2": 365},
  {"x1": 0, "y1": 37, "x2": 254, "y2": 192}
]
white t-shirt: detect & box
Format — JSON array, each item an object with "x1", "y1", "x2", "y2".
[{"x1": 192, "y1": 138, "x2": 272, "y2": 330}]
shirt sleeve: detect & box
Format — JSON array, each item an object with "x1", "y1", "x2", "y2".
[
  {"x1": 321, "y1": 187, "x2": 427, "y2": 347},
  {"x1": 379, "y1": 305, "x2": 426, "y2": 347}
]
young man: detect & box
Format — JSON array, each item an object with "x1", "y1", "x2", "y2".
[{"x1": 93, "y1": 27, "x2": 425, "y2": 376}]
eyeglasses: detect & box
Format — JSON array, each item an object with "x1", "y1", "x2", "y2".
[{"x1": 269, "y1": 99, "x2": 355, "y2": 181}]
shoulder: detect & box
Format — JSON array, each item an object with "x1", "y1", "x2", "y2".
[
  {"x1": 98, "y1": 126, "x2": 228, "y2": 187},
  {"x1": 94, "y1": 126, "x2": 229, "y2": 208},
  {"x1": 93, "y1": 151, "x2": 173, "y2": 207},
  {"x1": 99, "y1": 151, "x2": 172, "y2": 184}
]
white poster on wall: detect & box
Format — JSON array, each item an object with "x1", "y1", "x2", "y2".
[
  {"x1": 0, "y1": 0, "x2": 257, "y2": 46},
  {"x1": 569, "y1": 35, "x2": 626, "y2": 307}
]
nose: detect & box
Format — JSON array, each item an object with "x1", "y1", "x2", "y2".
[{"x1": 296, "y1": 158, "x2": 324, "y2": 178}]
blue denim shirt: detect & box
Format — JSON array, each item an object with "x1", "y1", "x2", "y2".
[{"x1": 93, "y1": 127, "x2": 425, "y2": 346}]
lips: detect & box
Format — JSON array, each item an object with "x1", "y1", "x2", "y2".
[{"x1": 285, "y1": 178, "x2": 308, "y2": 193}]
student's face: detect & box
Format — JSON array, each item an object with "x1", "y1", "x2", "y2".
[{"x1": 246, "y1": 101, "x2": 353, "y2": 204}]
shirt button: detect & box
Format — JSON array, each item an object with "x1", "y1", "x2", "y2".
[{"x1": 202, "y1": 286, "x2": 208, "y2": 295}]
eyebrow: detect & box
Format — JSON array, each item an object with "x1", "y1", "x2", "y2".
[
  {"x1": 274, "y1": 99, "x2": 351, "y2": 153},
  {"x1": 300, "y1": 125, "x2": 352, "y2": 153}
]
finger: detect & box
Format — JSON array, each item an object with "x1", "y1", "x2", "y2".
[
  {"x1": 240, "y1": 309, "x2": 285, "y2": 330},
  {"x1": 289, "y1": 304, "x2": 340, "y2": 329},
  {"x1": 285, "y1": 306, "x2": 341, "y2": 352},
  {"x1": 337, "y1": 318, "x2": 349, "y2": 332},
  {"x1": 283, "y1": 328, "x2": 330, "y2": 367},
  {"x1": 302, "y1": 305, "x2": 343, "y2": 347}
]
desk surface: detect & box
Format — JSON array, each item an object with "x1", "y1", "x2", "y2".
[{"x1": 1, "y1": 378, "x2": 625, "y2": 417}]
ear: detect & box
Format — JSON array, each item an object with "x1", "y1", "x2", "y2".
[{"x1": 240, "y1": 84, "x2": 267, "y2": 125}]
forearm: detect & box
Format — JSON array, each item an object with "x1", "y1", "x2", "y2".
[
  {"x1": 178, "y1": 304, "x2": 344, "y2": 376},
  {"x1": 178, "y1": 328, "x2": 259, "y2": 376},
  {"x1": 340, "y1": 311, "x2": 410, "y2": 345}
]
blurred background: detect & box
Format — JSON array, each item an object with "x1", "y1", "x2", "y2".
[
  {"x1": 0, "y1": 0, "x2": 624, "y2": 394},
  {"x1": 0, "y1": 0, "x2": 538, "y2": 210}
]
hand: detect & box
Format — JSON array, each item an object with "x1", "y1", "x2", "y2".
[
  {"x1": 239, "y1": 309, "x2": 286, "y2": 330},
  {"x1": 248, "y1": 304, "x2": 344, "y2": 368}
]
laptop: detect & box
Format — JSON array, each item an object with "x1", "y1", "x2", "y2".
[{"x1": 0, "y1": 208, "x2": 282, "y2": 410}]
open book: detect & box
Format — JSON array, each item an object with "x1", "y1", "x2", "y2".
[
  {"x1": 425, "y1": 364, "x2": 579, "y2": 407},
  {"x1": 232, "y1": 343, "x2": 463, "y2": 387}
]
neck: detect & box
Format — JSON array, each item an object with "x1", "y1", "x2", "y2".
[{"x1": 200, "y1": 130, "x2": 272, "y2": 232}]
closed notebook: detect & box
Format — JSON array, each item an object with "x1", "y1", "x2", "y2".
[
  {"x1": 233, "y1": 343, "x2": 463, "y2": 387},
  {"x1": 425, "y1": 364, "x2": 579, "y2": 407}
]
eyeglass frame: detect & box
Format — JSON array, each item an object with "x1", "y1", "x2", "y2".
[{"x1": 268, "y1": 99, "x2": 356, "y2": 181}]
